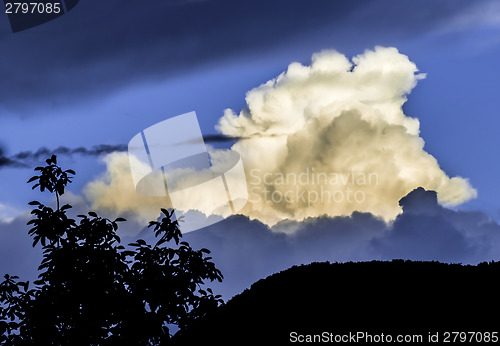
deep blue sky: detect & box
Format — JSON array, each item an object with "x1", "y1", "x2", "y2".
[{"x1": 2, "y1": 0, "x2": 500, "y2": 300}]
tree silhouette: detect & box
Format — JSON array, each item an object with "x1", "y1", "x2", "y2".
[{"x1": 0, "y1": 155, "x2": 223, "y2": 345}]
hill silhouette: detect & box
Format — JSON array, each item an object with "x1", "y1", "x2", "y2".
[{"x1": 173, "y1": 260, "x2": 500, "y2": 345}]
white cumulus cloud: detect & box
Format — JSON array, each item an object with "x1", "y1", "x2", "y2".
[
  {"x1": 217, "y1": 46, "x2": 476, "y2": 225},
  {"x1": 84, "y1": 47, "x2": 477, "y2": 228}
]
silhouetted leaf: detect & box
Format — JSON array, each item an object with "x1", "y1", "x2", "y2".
[
  {"x1": 60, "y1": 204, "x2": 72, "y2": 211},
  {"x1": 156, "y1": 238, "x2": 167, "y2": 247},
  {"x1": 27, "y1": 176, "x2": 38, "y2": 183}
]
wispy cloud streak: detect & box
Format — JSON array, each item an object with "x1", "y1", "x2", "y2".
[{"x1": 0, "y1": 145, "x2": 127, "y2": 169}]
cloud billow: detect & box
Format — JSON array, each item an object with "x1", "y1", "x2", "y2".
[
  {"x1": 217, "y1": 47, "x2": 477, "y2": 225},
  {"x1": 84, "y1": 48, "x2": 476, "y2": 228}
]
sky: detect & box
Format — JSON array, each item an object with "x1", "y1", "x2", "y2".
[{"x1": 1, "y1": 0, "x2": 500, "y2": 300}]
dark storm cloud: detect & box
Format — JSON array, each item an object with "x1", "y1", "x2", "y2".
[
  {"x1": 202, "y1": 134, "x2": 240, "y2": 143},
  {"x1": 370, "y1": 188, "x2": 480, "y2": 263},
  {"x1": 182, "y1": 187, "x2": 500, "y2": 299},
  {"x1": 0, "y1": 148, "x2": 21, "y2": 168},
  {"x1": 0, "y1": 144, "x2": 126, "y2": 168},
  {"x1": 182, "y1": 212, "x2": 387, "y2": 298},
  {"x1": 0, "y1": 0, "x2": 477, "y2": 112},
  {"x1": 3, "y1": 187, "x2": 499, "y2": 301}
]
